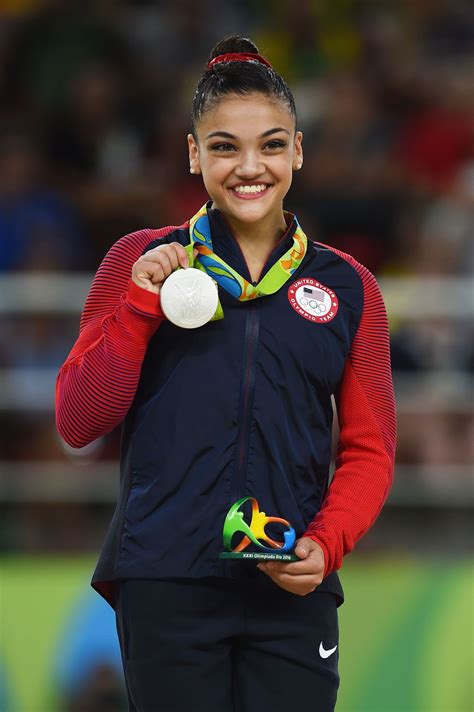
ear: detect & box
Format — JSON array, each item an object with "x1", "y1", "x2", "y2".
[
  {"x1": 187, "y1": 133, "x2": 202, "y2": 175},
  {"x1": 292, "y1": 130, "x2": 303, "y2": 171}
]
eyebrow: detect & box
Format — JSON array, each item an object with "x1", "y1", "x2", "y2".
[{"x1": 205, "y1": 127, "x2": 290, "y2": 140}]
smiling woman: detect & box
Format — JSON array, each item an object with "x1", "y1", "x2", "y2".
[{"x1": 55, "y1": 34, "x2": 396, "y2": 712}]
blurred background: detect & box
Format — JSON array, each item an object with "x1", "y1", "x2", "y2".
[{"x1": 0, "y1": 0, "x2": 472, "y2": 710}]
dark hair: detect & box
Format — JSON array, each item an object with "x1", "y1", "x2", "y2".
[{"x1": 191, "y1": 35, "x2": 297, "y2": 137}]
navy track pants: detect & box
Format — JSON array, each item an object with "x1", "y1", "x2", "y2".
[{"x1": 115, "y1": 574, "x2": 340, "y2": 711}]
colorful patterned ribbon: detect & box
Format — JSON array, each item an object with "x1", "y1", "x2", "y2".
[{"x1": 182, "y1": 203, "x2": 308, "y2": 321}]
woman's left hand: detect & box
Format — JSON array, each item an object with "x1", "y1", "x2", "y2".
[{"x1": 256, "y1": 537, "x2": 325, "y2": 596}]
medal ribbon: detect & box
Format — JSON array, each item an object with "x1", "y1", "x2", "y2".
[{"x1": 182, "y1": 203, "x2": 308, "y2": 321}]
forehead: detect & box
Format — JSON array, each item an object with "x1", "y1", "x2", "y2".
[{"x1": 198, "y1": 92, "x2": 294, "y2": 138}]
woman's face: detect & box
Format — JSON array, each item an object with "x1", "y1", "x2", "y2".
[{"x1": 188, "y1": 92, "x2": 303, "y2": 228}]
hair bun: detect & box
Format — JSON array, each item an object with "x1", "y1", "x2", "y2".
[
  {"x1": 207, "y1": 35, "x2": 259, "y2": 64},
  {"x1": 192, "y1": 35, "x2": 296, "y2": 134}
]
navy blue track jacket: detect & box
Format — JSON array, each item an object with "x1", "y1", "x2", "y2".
[{"x1": 56, "y1": 202, "x2": 397, "y2": 610}]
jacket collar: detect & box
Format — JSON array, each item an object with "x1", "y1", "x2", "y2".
[{"x1": 205, "y1": 200, "x2": 299, "y2": 284}]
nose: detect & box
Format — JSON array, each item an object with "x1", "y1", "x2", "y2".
[{"x1": 234, "y1": 149, "x2": 264, "y2": 179}]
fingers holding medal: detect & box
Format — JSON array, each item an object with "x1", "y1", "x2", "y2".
[
  {"x1": 131, "y1": 242, "x2": 196, "y2": 294},
  {"x1": 131, "y1": 241, "x2": 218, "y2": 328}
]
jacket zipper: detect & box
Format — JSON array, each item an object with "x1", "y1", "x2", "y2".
[{"x1": 225, "y1": 283, "x2": 260, "y2": 572}]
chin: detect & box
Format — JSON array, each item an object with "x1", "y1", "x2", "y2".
[{"x1": 226, "y1": 200, "x2": 277, "y2": 224}]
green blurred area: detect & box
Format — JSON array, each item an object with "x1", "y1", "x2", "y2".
[{"x1": 1, "y1": 555, "x2": 473, "y2": 712}]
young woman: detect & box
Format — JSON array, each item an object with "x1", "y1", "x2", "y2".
[{"x1": 56, "y1": 35, "x2": 396, "y2": 712}]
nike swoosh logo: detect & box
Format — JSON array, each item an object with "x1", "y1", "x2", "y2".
[{"x1": 319, "y1": 642, "x2": 338, "y2": 659}]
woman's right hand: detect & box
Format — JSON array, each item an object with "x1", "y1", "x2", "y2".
[{"x1": 131, "y1": 243, "x2": 198, "y2": 294}]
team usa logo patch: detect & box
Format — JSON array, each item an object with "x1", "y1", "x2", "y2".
[{"x1": 288, "y1": 278, "x2": 339, "y2": 323}]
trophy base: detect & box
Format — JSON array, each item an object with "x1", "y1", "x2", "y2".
[{"x1": 219, "y1": 552, "x2": 299, "y2": 562}]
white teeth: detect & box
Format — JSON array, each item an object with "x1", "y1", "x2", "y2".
[{"x1": 233, "y1": 184, "x2": 268, "y2": 194}]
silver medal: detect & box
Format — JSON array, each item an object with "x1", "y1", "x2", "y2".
[{"x1": 160, "y1": 267, "x2": 218, "y2": 328}]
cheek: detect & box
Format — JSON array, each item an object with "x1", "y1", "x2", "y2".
[
  {"x1": 274, "y1": 159, "x2": 294, "y2": 187},
  {"x1": 199, "y1": 166, "x2": 229, "y2": 201},
  {"x1": 200, "y1": 160, "x2": 229, "y2": 187}
]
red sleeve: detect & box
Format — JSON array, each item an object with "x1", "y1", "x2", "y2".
[
  {"x1": 303, "y1": 253, "x2": 397, "y2": 576},
  {"x1": 55, "y1": 226, "x2": 179, "y2": 449}
]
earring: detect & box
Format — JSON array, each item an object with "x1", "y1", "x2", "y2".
[{"x1": 190, "y1": 167, "x2": 195, "y2": 174}]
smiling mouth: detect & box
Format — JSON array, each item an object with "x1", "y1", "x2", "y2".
[{"x1": 229, "y1": 183, "x2": 272, "y2": 200}]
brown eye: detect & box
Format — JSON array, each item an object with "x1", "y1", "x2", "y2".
[
  {"x1": 264, "y1": 140, "x2": 287, "y2": 150},
  {"x1": 210, "y1": 143, "x2": 236, "y2": 152}
]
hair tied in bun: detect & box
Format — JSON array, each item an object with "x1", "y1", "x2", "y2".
[
  {"x1": 191, "y1": 36, "x2": 296, "y2": 133},
  {"x1": 208, "y1": 52, "x2": 272, "y2": 70}
]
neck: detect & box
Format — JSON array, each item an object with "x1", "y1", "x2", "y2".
[{"x1": 215, "y1": 205, "x2": 288, "y2": 253}]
